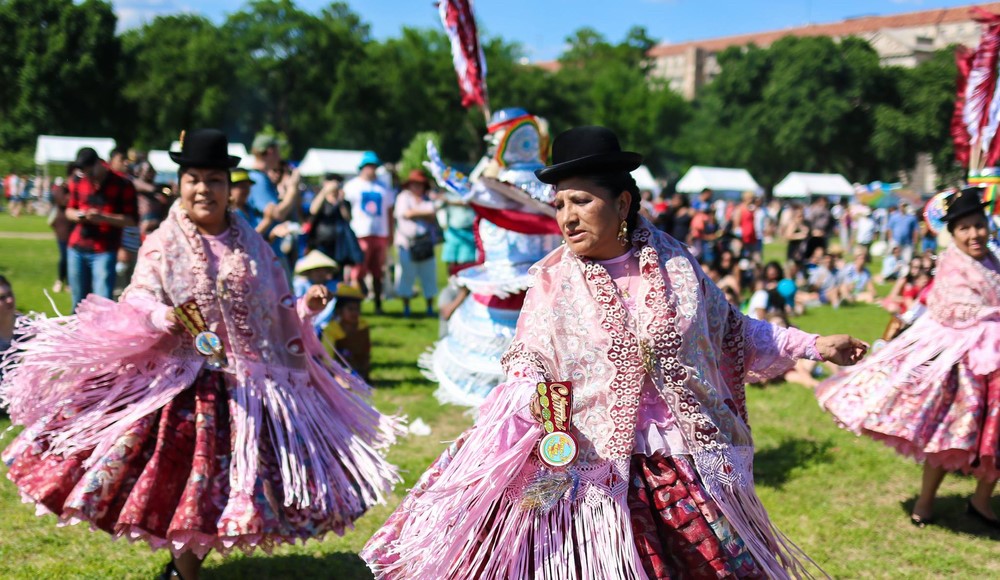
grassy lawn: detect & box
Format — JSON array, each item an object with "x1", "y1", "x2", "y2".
[{"x1": 0, "y1": 214, "x2": 997, "y2": 578}]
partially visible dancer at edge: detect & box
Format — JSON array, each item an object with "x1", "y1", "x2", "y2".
[
  {"x1": 0, "y1": 275, "x2": 20, "y2": 383},
  {"x1": 363, "y1": 126, "x2": 868, "y2": 579},
  {"x1": 0, "y1": 130, "x2": 402, "y2": 580},
  {"x1": 818, "y1": 186, "x2": 1000, "y2": 529}
]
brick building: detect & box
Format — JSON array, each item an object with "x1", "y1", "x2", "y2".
[{"x1": 647, "y1": 2, "x2": 1000, "y2": 100}]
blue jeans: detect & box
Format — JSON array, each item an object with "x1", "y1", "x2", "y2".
[
  {"x1": 68, "y1": 247, "x2": 116, "y2": 309},
  {"x1": 57, "y1": 240, "x2": 68, "y2": 283}
]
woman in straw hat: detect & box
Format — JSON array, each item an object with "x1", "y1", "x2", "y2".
[{"x1": 1, "y1": 129, "x2": 402, "y2": 579}]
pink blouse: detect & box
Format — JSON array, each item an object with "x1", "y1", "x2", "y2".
[{"x1": 128, "y1": 229, "x2": 318, "y2": 344}]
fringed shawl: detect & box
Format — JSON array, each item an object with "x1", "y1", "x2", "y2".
[
  {"x1": 1, "y1": 204, "x2": 400, "y2": 513},
  {"x1": 818, "y1": 245, "x2": 1000, "y2": 419},
  {"x1": 365, "y1": 220, "x2": 819, "y2": 579}
]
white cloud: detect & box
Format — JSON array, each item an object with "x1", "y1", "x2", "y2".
[{"x1": 113, "y1": 0, "x2": 196, "y2": 31}]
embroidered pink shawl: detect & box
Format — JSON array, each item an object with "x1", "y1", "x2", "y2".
[
  {"x1": 1, "y1": 204, "x2": 401, "y2": 513},
  {"x1": 366, "y1": 221, "x2": 818, "y2": 579}
]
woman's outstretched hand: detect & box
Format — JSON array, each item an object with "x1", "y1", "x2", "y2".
[
  {"x1": 816, "y1": 334, "x2": 869, "y2": 365},
  {"x1": 306, "y1": 284, "x2": 332, "y2": 313}
]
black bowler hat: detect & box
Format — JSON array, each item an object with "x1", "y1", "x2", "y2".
[
  {"x1": 169, "y1": 129, "x2": 241, "y2": 169},
  {"x1": 535, "y1": 126, "x2": 642, "y2": 184},
  {"x1": 942, "y1": 186, "x2": 989, "y2": 223}
]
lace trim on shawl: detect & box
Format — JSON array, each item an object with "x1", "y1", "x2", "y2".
[
  {"x1": 582, "y1": 254, "x2": 646, "y2": 460},
  {"x1": 720, "y1": 312, "x2": 749, "y2": 424},
  {"x1": 500, "y1": 341, "x2": 552, "y2": 381}
]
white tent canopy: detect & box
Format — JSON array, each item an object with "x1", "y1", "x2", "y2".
[
  {"x1": 676, "y1": 166, "x2": 761, "y2": 195},
  {"x1": 297, "y1": 148, "x2": 367, "y2": 177},
  {"x1": 35, "y1": 135, "x2": 116, "y2": 166},
  {"x1": 170, "y1": 141, "x2": 253, "y2": 169},
  {"x1": 773, "y1": 172, "x2": 854, "y2": 198},
  {"x1": 146, "y1": 150, "x2": 178, "y2": 175},
  {"x1": 631, "y1": 165, "x2": 660, "y2": 195}
]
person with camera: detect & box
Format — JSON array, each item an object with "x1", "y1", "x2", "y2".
[{"x1": 65, "y1": 147, "x2": 138, "y2": 309}]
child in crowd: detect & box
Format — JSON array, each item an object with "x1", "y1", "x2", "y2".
[
  {"x1": 877, "y1": 245, "x2": 904, "y2": 283},
  {"x1": 802, "y1": 251, "x2": 837, "y2": 305},
  {"x1": 326, "y1": 282, "x2": 371, "y2": 381},
  {"x1": 828, "y1": 249, "x2": 877, "y2": 307},
  {"x1": 293, "y1": 249, "x2": 341, "y2": 336},
  {"x1": 436, "y1": 275, "x2": 471, "y2": 339}
]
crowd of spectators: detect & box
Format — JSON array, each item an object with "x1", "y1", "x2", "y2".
[
  {"x1": 2, "y1": 136, "x2": 482, "y2": 379},
  {"x1": 648, "y1": 186, "x2": 942, "y2": 371},
  {"x1": 4, "y1": 148, "x2": 953, "y2": 385}
]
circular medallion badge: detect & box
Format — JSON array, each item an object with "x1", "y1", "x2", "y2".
[
  {"x1": 538, "y1": 431, "x2": 578, "y2": 468},
  {"x1": 194, "y1": 331, "x2": 223, "y2": 357}
]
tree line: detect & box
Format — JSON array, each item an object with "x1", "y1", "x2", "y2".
[{"x1": 0, "y1": 0, "x2": 960, "y2": 188}]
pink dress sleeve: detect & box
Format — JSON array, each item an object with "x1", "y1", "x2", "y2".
[
  {"x1": 742, "y1": 317, "x2": 821, "y2": 382},
  {"x1": 481, "y1": 362, "x2": 543, "y2": 443},
  {"x1": 695, "y1": 258, "x2": 820, "y2": 385},
  {"x1": 120, "y1": 233, "x2": 173, "y2": 333}
]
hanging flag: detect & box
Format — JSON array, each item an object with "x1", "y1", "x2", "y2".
[
  {"x1": 437, "y1": 0, "x2": 490, "y2": 116},
  {"x1": 951, "y1": 45, "x2": 974, "y2": 167},
  {"x1": 958, "y1": 8, "x2": 1000, "y2": 170}
]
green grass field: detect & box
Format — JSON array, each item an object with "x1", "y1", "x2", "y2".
[{"x1": 0, "y1": 213, "x2": 997, "y2": 579}]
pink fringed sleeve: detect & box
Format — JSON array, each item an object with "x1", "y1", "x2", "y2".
[
  {"x1": 741, "y1": 319, "x2": 821, "y2": 382},
  {"x1": 120, "y1": 233, "x2": 174, "y2": 333}
]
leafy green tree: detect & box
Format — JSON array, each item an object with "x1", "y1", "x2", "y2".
[
  {"x1": 682, "y1": 36, "x2": 900, "y2": 188},
  {"x1": 555, "y1": 27, "x2": 690, "y2": 173},
  {"x1": 330, "y1": 27, "x2": 467, "y2": 161},
  {"x1": 872, "y1": 49, "x2": 959, "y2": 179},
  {"x1": 120, "y1": 14, "x2": 239, "y2": 149},
  {"x1": 223, "y1": 0, "x2": 369, "y2": 156},
  {"x1": 398, "y1": 131, "x2": 442, "y2": 178},
  {"x1": 0, "y1": 0, "x2": 123, "y2": 152}
]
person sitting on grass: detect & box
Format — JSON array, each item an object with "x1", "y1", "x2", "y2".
[
  {"x1": 293, "y1": 249, "x2": 341, "y2": 337},
  {"x1": 877, "y1": 244, "x2": 905, "y2": 283},
  {"x1": 802, "y1": 251, "x2": 837, "y2": 306},
  {"x1": 746, "y1": 262, "x2": 790, "y2": 320},
  {"x1": 883, "y1": 265, "x2": 929, "y2": 316},
  {"x1": 326, "y1": 282, "x2": 371, "y2": 381},
  {"x1": 828, "y1": 249, "x2": 877, "y2": 308},
  {"x1": 778, "y1": 260, "x2": 805, "y2": 315}
]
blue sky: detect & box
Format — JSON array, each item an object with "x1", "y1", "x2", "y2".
[{"x1": 114, "y1": 0, "x2": 987, "y2": 60}]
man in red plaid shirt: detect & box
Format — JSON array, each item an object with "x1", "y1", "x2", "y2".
[{"x1": 66, "y1": 147, "x2": 138, "y2": 309}]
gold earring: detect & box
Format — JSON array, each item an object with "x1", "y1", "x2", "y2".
[{"x1": 617, "y1": 219, "x2": 628, "y2": 246}]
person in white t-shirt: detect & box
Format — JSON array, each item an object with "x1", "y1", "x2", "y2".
[
  {"x1": 343, "y1": 151, "x2": 395, "y2": 313},
  {"x1": 853, "y1": 206, "x2": 876, "y2": 251}
]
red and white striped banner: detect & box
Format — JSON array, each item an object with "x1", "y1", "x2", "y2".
[{"x1": 438, "y1": 0, "x2": 489, "y2": 115}]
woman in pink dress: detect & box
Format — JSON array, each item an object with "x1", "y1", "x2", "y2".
[
  {"x1": 818, "y1": 186, "x2": 1000, "y2": 529},
  {"x1": 362, "y1": 126, "x2": 867, "y2": 579},
  {"x1": 0, "y1": 130, "x2": 401, "y2": 579}
]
